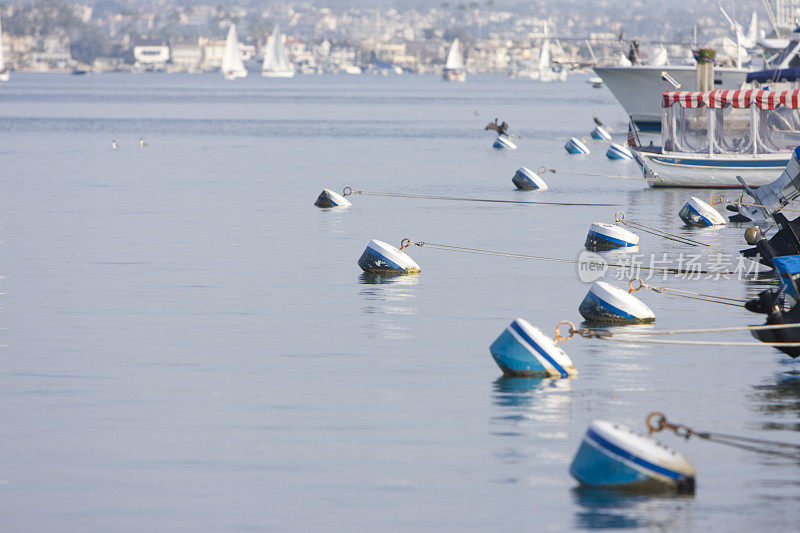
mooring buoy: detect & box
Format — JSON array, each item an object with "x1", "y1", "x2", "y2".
[
  {"x1": 358, "y1": 239, "x2": 420, "y2": 275},
  {"x1": 590, "y1": 125, "x2": 612, "y2": 141},
  {"x1": 569, "y1": 419, "x2": 696, "y2": 493},
  {"x1": 585, "y1": 222, "x2": 639, "y2": 251},
  {"x1": 314, "y1": 188, "x2": 352, "y2": 208},
  {"x1": 512, "y1": 167, "x2": 548, "y2": 191},
  {"x1": 489, "y1": 318, "x2": 578, "y2": 378},
  {"x1": 493, "y1": 134, "x2": 518, "y2": 150},
  {"x1": 578, "y1": 280, "x2": 655, "y2": 324},
  {"x1": 565, "y1": 137, "x2": 590, "y2": 155},
  {"x1": 606, "y1": 143, "x2": 634, "y2": 160},
  {"x1": 678, "y1": 197, "x2": 726, "y2": 227}
]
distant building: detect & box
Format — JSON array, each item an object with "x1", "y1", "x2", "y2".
[
  {"x1": 133, "y1": 40, "x2": 169, "y2": 71},
  {"x1": 170, "y1": 41, "x2": 203, "y2": 72},
  {"x1": 28, "y1": 37, "x2": 73, "y2": 71},
  {"x1": 201, "y1": 39, "x2": 225, "y2": 70}
]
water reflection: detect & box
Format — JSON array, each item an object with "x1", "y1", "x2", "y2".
[
  {"x1": 358, "y1": 272, "x2": 420, "y2": 340},
  {"x1": 750, "y1": 371, "x2": 800, "y2": 432},
  {"x1": 571, "y1": 487, "x2": 694, "y2": 530},
  {"x1": 491, "y1": 377, "x2": 573, "y2": 433}
]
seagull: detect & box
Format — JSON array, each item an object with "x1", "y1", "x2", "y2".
[
  {"x1": 139, "y1": 138, "x2": 147, "y2": 147},
  {"x1": 111, "y1": 140, "x2": 118, "y2": 150}
]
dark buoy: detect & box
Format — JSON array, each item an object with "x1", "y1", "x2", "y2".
[
  {"x1": 512, "y1": 167, "x2": 548, "y2": 190},
  {"x1": 315, "y1": 188, "x2": 352, "y2": 208},
  {"x1": 358, "y1": 239, "x2": 420, "y2": 275},
  {"x1": 585, "y1": 222, "x2": 639, "y2": 251}
]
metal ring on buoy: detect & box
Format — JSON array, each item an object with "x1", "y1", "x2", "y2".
[
  {"x1": 537, "y1": 165, "x2": 547, "y2": 175},
  {"x1": 554, "y1": 321, "x2": 575, "y2": 343},
  {"x1": 614, "y1": 210, "x2": 625, "y2": 225},
  {"x1": 342, "y1": 187, "x2": 353, "y2": 197},
  {"x1": 399, "y1": 238, "x2": 411, "y2": 251},
  {"x1": 710, "y1": 194, "x2": 724, "y2": 206},
  {"x1": 628, "y1": 278, "x2": 644, "y2": 294},
  {"x1": 646, "y1": 411, "x2": 666, "y2": 434}
]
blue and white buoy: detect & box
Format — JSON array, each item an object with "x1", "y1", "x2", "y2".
[
  {"x1": 606, "y1": 143, "x2": 634, "y2": 160},
  {"x1": 678, "y1": 197, "x2": 726, "y2": 227},
  {"x1": 358, "y1": 239, "x2": 421, "y2": 275},
  {"x1": 585, "y1": 222, "x2": 639, "y2": 251},
  {"x1": 489, "y1": 318, "x2": 578, "y2": 378},
  {"x1": 512, "y1": 167, "x2": 548, "y2": 191},
  {"x1": 579, "y1": 281, "x2": 655, "y2": 324},
  {"x1": 314, "y1": 188, "x2": 352, "y2": 208},
  {"x1": 590, "y1": 126, "x2": 612, "y2": 141},
  {"x1": 565, "y1": 137, "x2": 590, "y2": 155},
  {"x1": 569, "y1": 420, "x2": 696, "y2": 493},
  {"x1": 493, "y1": 134, "x2": 518, "y2": 150}
]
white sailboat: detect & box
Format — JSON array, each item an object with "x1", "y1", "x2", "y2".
[
  {"x1": 221, "y1": 24, "x2": 247, "y2": 80},
  {"x1": 262, "y1": 25, "x2": 295, "y2": 78},
  {"x1": 536, "y1": 23, "x2": 567, "y2": 82},
  {"x1": 443, "y1": 38, "x2": 466, "y2": 82},
  {"x1": 0, "y1": 13, "x2": 9, "y2": 82}
]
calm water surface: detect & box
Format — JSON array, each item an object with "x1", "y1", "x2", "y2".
[{"x1": 0, "y1": 73, "x2": 798, "y2": 531}]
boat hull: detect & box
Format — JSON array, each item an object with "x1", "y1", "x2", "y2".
[
  {"x1": 593, "y1": 66, "x2": 748, "y2": 132},
  {"x1": 633, "y1": 150, "x2": 790, "y2": 188},
  {"x1": 443, "y1": 69, "x2": 466, "y2": 82},
  {"x1": 262, "y1": 70, "x2": 295, "y2": 78}
]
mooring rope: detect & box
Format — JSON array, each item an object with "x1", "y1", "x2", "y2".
[
  {"x1": 554, "y1": 320, "x2": 800, "y2": 348},
  {"x1": 403, "y1": 240, "x2": 736, "y2": 276},
  {"x1": 538, "y1": 165, "x2": 650, "y2": 182},
  {"x1": 615, "y1": 210, "x2": 709, "y2": 247},
  {"x1": 646, "y1": 412, "x2": 800, "y2": 459},
  {"x1": 711, "y1": 194, "x2": 800, "y2": 215},
  {"x1": 628, "y1": 278, "x2": 747, "y2": 308},
  {"x1": 342, "y1": 187, "x2": 617, "y2": 207}
]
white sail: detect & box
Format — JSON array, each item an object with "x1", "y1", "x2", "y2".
[
  {"x1": 445, "y1": 38, "x2": 465, "y2": 70},
  {"x1": 0, "y1": 12, "x2": 7, "y2": 81},
  {"x1": 262, "y1": 24, "x2": 295, "y2": 77},
  {"x1": 221, "y1": 24, "x2": 247, "y2": 79}
]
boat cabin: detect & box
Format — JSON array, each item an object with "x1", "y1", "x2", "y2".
[{"x1": 661, "y1": 89, "x2": 800, "y2": 156}]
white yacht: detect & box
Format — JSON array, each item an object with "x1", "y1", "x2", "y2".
[
  {"x1": 221, "y1": 24, "x2": 247, "y2": 80},
  {"x1": 262, "y1": 25, "x2": 295, "y2": 78}
]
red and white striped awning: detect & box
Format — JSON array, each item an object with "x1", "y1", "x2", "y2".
[{"x1": 662, "y1": 89, "x2": 800, "y2": 109}]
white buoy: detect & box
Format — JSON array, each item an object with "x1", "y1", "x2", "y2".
[
  {"x1": 493, "y1": 134, "x2": 518, "y2": 150},
  {"x1": 678, "y1": 197, "x2": 726, "y2": 227},
  {"x1": 315, "y1": 188, "x2": 352, "y2": 208},
  {"x1": 111, "y1": 140, "x2": 118, "y2": 150},
  {"x1": 358, "y1": 239, "x2": 420, "y2": 275},
  {"x1": 590, "y1": 125, "x2": 612, "y2": 141},
  {"x1": 489, "y1": 318, "x2": 578, "y2": 378},
  {"x1": 569, "y1": 420, "x2": 696, "y2": 493},
  {"x1": 512, "y1": 167, "x2": 548, "y2": 191},
  {"x1": 585, "y1": 222, "x2": 639, "y2": 251},
  {"x1": 139, "y1": 137, "x2": 147, "y2": 147},
  {"x1": 565, "y1": 137, "x2": 590, "y2": 155},
  {"x1": 606, "y1": 143, "x2": 634, "y2": 160},
  {"x1": 578, "y1": 281, "x2": 655, "y2": 324}
]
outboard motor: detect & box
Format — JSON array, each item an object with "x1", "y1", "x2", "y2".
[{"x1": 737, "y1": 145, "x2": 800, "y2": 222}]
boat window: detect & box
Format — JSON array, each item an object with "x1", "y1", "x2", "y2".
[
  {"x1": 667, "y1": 106, "x2": 708, "y2": 153},
  {"x1": 713, "y1": 107, "x2": 753, "y2": 154},
  {"x1": 757, "y1": 108, "x2": 800, "y2": 152}
]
